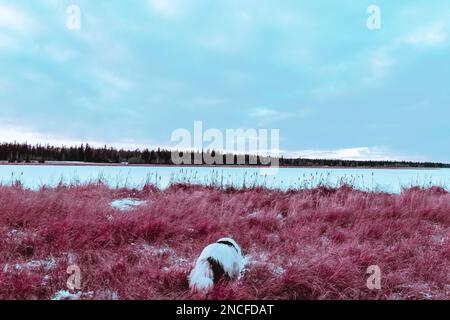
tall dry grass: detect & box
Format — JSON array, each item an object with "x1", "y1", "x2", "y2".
[{"x1": 0, "y1": 183, "x2": 448, "y2": 299}]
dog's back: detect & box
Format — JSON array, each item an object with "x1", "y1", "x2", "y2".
[
  {"x1": 206, "y1": 257, "x2": 230, "y2": 283},
  {"x1": 189, "y1": 238, "x2": 244, "y2": 294}
]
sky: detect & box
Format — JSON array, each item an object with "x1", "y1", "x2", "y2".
[{"x1": 0, "y1": 0, "x2": 449, "y2": 162}]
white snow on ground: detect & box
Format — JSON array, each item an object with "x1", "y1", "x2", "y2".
[
  {"x1": 396, "y1": 282, "x2": 435, "y2": 300},
  {"x1": 162, "y1": 256, "x2": 190, "y2": 273},
  {"x1": 51, "y1": 289, "x2": 119, "y2": 300},
  {"x1": 52, "y1": 290, "x2": 83, "y2": 300},
  {"x1": 244, "y1": 251, "x2": 285, "y2": 275},
  {"x1": 276, "y1": 213, "x2": 285, "y2": 221},
  {"x1": 133, "y1": 243, "x2": 190, "y2": 273},
  {"x1": 6, "y1": 228, "x2": 27, "y2": 238},
  {"x1": 140, "y1": 243, "x2": 174, "y2": 256},
  {"x1": 67, "y1": 252, "x2": 77, "y2": 265},
  {"x1": 96, "y1": 290, "x2": 120, "y2": 300},
  {"x1": 427, "y1": 222, "x2": 449, "y2": 245},
  {"x1": 110, "y1": 198, "x2": 147, "y2": 211},
  {"x1": 246, "y1": 211, "x2": 259, "y2": 218},
  {"x1": 2, "y1": 257, "x2": 57, "y2": 273},
  {"x1": 51, "y1": 290, "x2": 94, "y2": 300},
  {"x1": 1, "y1": 164, "x2": 450, "y2": 193},
  {"x1": 243, "y1": 211, "x2": 285, "y2": 221},
  {"x1": 5, "y1": 228, "x2": 37, "y2": 243}
]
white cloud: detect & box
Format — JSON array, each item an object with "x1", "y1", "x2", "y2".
[
  {"x1": 194, "y1": 25, "x2": 250, "y2": 53},
  {"x1": 284, "y1": 147, "x2": 406, "y2": 161},
  {"x1": 236, "y1": 10, "x2": 253, "y2": 24},
  {"x1": 0, "y1": 122, "x2": 153, "y2": 150},
  {"x1": 361, "y1": 49, "x2": 396, "y2": 86},
  {"x1": 250, "y1": 108, "x2": 281, "y2": 118},
  {"x1": 406, "y1": 22, "x2": 447, "y2": 46},
  {"x1": 311, "y1": 83, "x2": 346, "y2": 101},
  {"x1": 89, "y1": 71, "x2": 135, "y2": 104},
  {"x1": 249, "y1": 107, "x2": 311, "y2": 123},
  {"x1": 0, "y1": 4, "x2": 35, "y2": 33},
  {"x1": 96, "y1": 71, "x2": 134, "y2": 91},
  {"x1": 148, "y1": 0, "x2": 182, "y2": 18},
  {"x1": 0, "y1": 4, "x2": 38, "y2": 51},
  {"x1": 370, "y1": 51, "x2": 396, "y2": 78},
  {"x1": 0, "y1": 123, "x2": 78, "y2": 146}
]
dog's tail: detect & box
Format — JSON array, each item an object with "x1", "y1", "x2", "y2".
[{"x1": 188, "y1": 258, "x2": 214, "y2": 294}]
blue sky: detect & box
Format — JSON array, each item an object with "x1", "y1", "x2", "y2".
[{"x1": 0, "y1": 0, "x2": 449, "y2": 162}]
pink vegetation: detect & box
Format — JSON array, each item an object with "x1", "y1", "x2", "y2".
[{"x1": 0, "y1": 183, "x2": 448, "y2": 300}]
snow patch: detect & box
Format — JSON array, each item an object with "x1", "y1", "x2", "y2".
[
  {"x1": 134, "y1": 243, "x2": 190, "y2": 273},
  {"x1": 110, "y1": 198, "x2": 147, "y2": 211},
  {"x1": 3, "y1": 257, "x2": 57, "y2": 273},
  {"x1": 52, "y1": 290, "x2": 82, "y2": 300},
  {"x1": 141, "y1": 243, "x2": 174, "y2": 256},
  {"x1": 95, "y1": 289, "x2": 120, "y2": 300},
  {"x1": 427, "y1": 222, "x2": 448, "y2": 245},
  {"x1": 51, "y1": 290, "x2": 94, "y2": 300},
  {"x1": 245, "y1": 251, "x2": 285, "y2": 275},
  {"x1": 5, "y1": 228, "x2": 37, "y2": 242},
  {"x1": 7, "y1": 228, "x2": 27, "y2": 238}
]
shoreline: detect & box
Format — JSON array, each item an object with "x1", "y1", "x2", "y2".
[{"x1": 0, "y1": 161, "x2": 444, "y2": 170}]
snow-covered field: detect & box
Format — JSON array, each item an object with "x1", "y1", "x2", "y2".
[{"x1": 1, "y1": 165, "x2": 450, "y2": 193}]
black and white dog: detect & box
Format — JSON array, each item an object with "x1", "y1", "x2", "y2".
[{"x1": 189, "y1": 237, "x2": 244, "y2": 293}]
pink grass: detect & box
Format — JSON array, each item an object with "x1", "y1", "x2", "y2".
[{"x1": 0, "y1": 183, "x2": 448, "y2": 300}]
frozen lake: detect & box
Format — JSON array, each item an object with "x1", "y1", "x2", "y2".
[{"x1": 1, "y1": 164, "x2": 450, "y2": 194}]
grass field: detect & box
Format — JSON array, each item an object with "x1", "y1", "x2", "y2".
[{"x1": 0, "y1": 182, "x2": 448, "y2": 299}]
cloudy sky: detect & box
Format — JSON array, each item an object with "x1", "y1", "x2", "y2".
[{"x1": 0, "y1": 0, "x2": 449, "y2": 162}]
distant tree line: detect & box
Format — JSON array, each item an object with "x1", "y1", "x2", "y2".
[
  {"x1": 0, "y1": 142, "x2": 449, "y2": 168},
  {"x1": 0, "y1": 143, "x2": 172, "y2": 164}
]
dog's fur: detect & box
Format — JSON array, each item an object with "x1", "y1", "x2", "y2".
[{"x1": 188, "y1": 237, "x2": 244, "y2": 294}]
